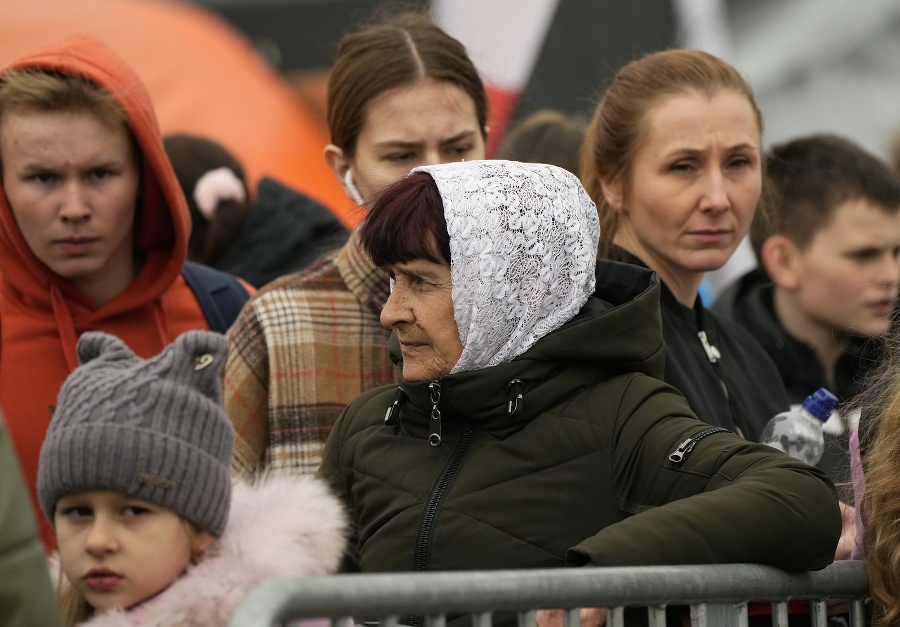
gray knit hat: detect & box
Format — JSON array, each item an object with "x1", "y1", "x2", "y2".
[{"x1": 37, "y1": 330, "x2": 235, "y2": 537}]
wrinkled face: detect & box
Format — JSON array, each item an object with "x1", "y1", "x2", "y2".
[
  {"x1": 55, "y1": 491, "x2": 210, "y2": 613},
  {"x1": 380, "y1": 258, "x2": 463, "y2": 382},
  {"x1": 0, "y1": 108, "x2": 139, "y2": 304},
  {"x1": 349, "y1": 79, "x2": 485, "y2": 201},
  {"x1": 610, "y1": 90, "x2": 762, "y2": 288},
  {"x1": 788, "y1": 198, "x2": 900, "y2": 339}
]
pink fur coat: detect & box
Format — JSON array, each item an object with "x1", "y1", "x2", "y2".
[{"x1": 73, "y1": 475, "x2": 348, "y2": 626}]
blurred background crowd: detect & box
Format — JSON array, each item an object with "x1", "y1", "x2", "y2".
[{"x1": 6, "y1": 0, "x2": 898, "y2": 296}]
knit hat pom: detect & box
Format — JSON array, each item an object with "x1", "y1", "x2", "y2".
[{"x1": 38, "y1": 331, "x2": 235, "y2": 537}]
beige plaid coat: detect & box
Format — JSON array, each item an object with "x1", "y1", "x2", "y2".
[{"x1": 224, "y1": 230, "x2": 394, "y2": 477}]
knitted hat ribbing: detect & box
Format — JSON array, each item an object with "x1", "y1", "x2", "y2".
[{"x1": 37, "y1": 330, "x2": 234, "y2": 537}]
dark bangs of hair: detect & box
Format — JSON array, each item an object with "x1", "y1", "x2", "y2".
[{"x1": 360, "y1": 171, "x2": 451, "y2": 267}]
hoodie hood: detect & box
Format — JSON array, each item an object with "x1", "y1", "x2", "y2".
[
  {"x1": 60, "y1": 475, "x2": 348, "y2": 627},
  {"x1": 0, "y1": 35, "x2": 189, "y2": 316},
  {"x1": 0, "y1": 37, "x2": 205, "y2": 552},
  {"x1": 506, "y1": 259, "x2": 663, "y2": 376}
]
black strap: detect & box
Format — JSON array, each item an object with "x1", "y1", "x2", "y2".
[{"x1": 181, "y1": 261, "x2": 249, "y2": 334}]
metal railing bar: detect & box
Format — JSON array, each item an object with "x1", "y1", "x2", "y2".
[
  {"x1": 517, "y1": 610, "x2": 536, "y2": 627},
  {"x1": 811, "y1": 600, "x2": 827, "y2": 627},
  {"x1": 607, "y1": 606, "x2": 624, "y2": 627},
  {"x1": 772, "y1": 601, "x2": 789, "y2": 627},
  {"x1": 850, "y1": 599, "x2": 866, "y2": 626},
  {"x1": 426, "y1": 615, "x2": 446, "y2": 627},
  {"x1": 690, "y1": 602, "x2": 708, "y2": 627},
  {"x1": 647, "y1": 605, "x2": 666, "y2": 627},
  {"x1": 228, "y1": 562, "x2": 866, "y2": 627},
  {"x1": 471, "y1": 612, "x2": 492, "y2": 627}
]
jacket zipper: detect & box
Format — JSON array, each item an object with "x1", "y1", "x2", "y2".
[
  {"x1": 408, "y1": 415, "x2": 474, "y2": 626},
  {"x1": 414, "y1": 423, "x2": 474, "y2": 571},
  {"x1": 697, "y1": 329, "x2": 742, "y2": 434},
  {"x1": 668, "y1": 426, "x2": 731, "y2": 465}
]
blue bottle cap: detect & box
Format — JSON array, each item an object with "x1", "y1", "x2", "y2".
[{"x1": 801, "y1": 388, "x2": 838, "y2": 422}]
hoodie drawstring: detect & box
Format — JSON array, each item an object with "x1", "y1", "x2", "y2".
[
  {"x1": 50, "y1": 285, "x2": 80, "y2": 371},
  {"x1": 152, "y1": 299, "x2": 170, "y2": 349},
  {"x1": 51, "y1": 285, "x2": 171, "y2": 373}
]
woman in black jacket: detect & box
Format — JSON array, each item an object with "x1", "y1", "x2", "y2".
[{"x1": 580, "y1": 49, "x2": 789, "y2": 443}]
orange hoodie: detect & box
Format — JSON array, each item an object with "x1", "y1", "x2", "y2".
[{"x1": 0, "y1": 36, "x2": 225, "y2": 548}]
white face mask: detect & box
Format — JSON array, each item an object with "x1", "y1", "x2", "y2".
[{"x1": 344, "y1": 169, "x2": 364, "y2": 205}]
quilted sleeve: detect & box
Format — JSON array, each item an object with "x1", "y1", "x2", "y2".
[{"x1": 568, "y1": 375, "x2": 841, "y2": 571}]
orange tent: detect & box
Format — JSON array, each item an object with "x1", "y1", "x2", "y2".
[{"x1": 0, "y1": 0, "x2": 361, "y2": 228}]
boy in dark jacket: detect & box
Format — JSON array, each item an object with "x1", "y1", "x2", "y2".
[{"x1": 715, "y1": 133, "x2": 900, "y2": 485}]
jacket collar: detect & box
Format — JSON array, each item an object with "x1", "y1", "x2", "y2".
[
  {"x1": 605, "y1": 245, "x2": 712, "y2": 330},
  {"x1": 717, "y1": 268, "x2": 882, "y2": 401},
  {"x1": 387, "y1": 259, "x2": 664, "y2": 438}
]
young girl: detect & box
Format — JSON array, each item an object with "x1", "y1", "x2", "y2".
[{"x1": 38, "y1": 330, "x2": 348, "y2": 626}]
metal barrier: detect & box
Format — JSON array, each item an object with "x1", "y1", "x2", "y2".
[{"x1": 228, "y1": 561, "x2": 867, "y2": 627}]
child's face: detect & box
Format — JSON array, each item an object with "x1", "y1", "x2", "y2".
[
  {"x1": 785, "y1": 198, "x2": 900, "y2": 340},
  {"x1": 55, "y1": 490, "x2": 208, "y2": 612}
]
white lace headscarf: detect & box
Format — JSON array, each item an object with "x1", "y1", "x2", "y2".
[{"x1": 412, "y1": 160, "x2": 600, "y2": 374}]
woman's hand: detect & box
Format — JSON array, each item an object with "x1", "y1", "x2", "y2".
[
  {"x1": 535, "y1": 607, "x2": 607, "y2": 627},
  {"x1": 535, "y1": 563, "x2": 606, "y2": 627},
  {"x1": 834, "y1": 501, "x2": 857, "y2": 560}
]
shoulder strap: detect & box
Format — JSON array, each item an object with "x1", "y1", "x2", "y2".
[{"x1": 181, "y1": 261, "x2": 250, "y2": 334}]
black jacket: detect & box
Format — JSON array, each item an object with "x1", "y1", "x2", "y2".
[
  {"x1": 603, "y1": 250, "x2": 789, "y2": 442},
  {"x1": 215, "y1": 177, "x2": 350, "y2": 288},
  {"x1": 713, "y1": 268, "x2": 883, "y2": 484}
]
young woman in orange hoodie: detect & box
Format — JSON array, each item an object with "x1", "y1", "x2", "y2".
[{"x1": 0, "y1": 35, "x2": 251, "y2": 548}]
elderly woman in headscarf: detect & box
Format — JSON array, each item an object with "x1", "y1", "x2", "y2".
[{"x1": 318, "y1": 160, "x2": 840, "y2": 625}]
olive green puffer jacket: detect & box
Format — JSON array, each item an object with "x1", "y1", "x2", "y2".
[
  {"x1": 0, "y1": 413, "x2": 62, "y2": 627},
  {"x1": 319, "y1": 260, "x2": 840, "y2": 576}
]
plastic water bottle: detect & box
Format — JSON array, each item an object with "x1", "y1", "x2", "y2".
[{"x1": 759, "y1": 388, "x2": 838, "y2": 465}]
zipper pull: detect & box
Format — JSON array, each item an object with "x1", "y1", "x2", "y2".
[
  {"x1": 507, "y1": 379, "x2": 524, "y2": 416},
  {"x1": 668, "y1": 437, "x2": 696, "y2": 463},
  {"x1": 697, "y1": 330, "x2": 721, "y2": 363},
  {"x1": 669, "y1": 426, "x2": 731, "y2": 464},
  {"x1": 428, "y1": 382, "x2": 442, "y2": 447},
  {"x1": 384, "y1": 388, "x2": 405, "y2": 426}
]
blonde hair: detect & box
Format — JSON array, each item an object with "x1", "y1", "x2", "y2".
[
  {"x1": 0, "y1": 69, "x2": 125, "y2": 126},
  {"x1": 0, "y1": 70, "x2": 129, "y2": 177},
  {"x1": 58, "y1": 570, "x2": 91, "y2": 627},
  {"x1": 860, "y1": 340, "x2": 900, "y2": 625},
  {"x1": 55, "y1": 516, "x2": 210, "y2": 626},
  {"x1": 579, "y1": 48, "x2": 765, "y2": 260}
]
